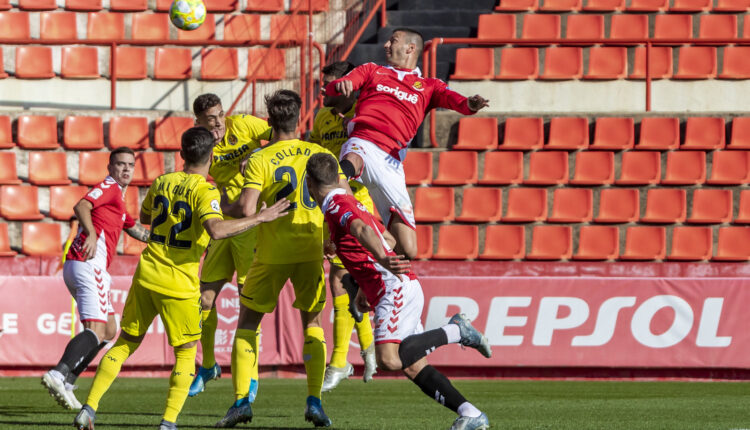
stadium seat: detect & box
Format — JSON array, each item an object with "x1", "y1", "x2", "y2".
[
  {"x1": 707, "y1": 151, "x2": 750, "y2": 184},
  {"x1": 477, "y1": 14, "x2": 516, "y2": 40},
  {"x1": 0, "y1": 152, "x2": 21, "y2": 184},
  {"x1": 728, "y1": 117, "x2": 750, "y2": 148},
  {"x1": 15, "y1": 46, "x2": 54, "y2": 79},
  {"x1": 682, "y1": 117, "x2": 725, "y2": 149},
  {"x1": 719, "y1": 46, "x2": 750, "y2": 80},
  {"x1": 584, "y1": 0, "x2": 624, "y2": 10},
  {"x1": 40, "y1": 11, "x2": 77, "y2": 40},
  {"x1": 698, "y1": 15, "x2": 737, "y2": 40},
  {"x1": 503, "y1": 188, "x2": 547, "y2": 222},
  {"x1": 584, "y1": 47, "x2": 627, "y2": 80},
  {"x1": 22, "y1": 223, "x2": 62, "y2": 256},
  {"x1": 110, "y1": 0, "x2": 148, "y2": 11},
  {"x1": 0, "y1": 223, "x2": 16, "y2": 257},
  {"x1": 173, "y1": 151, "x2": 185, "y2": 173},
  {"x1": 291, "y1": 0, "x2": 329, "y2": 9},
  {"x1": 620, "y1": 226, "x2": 666, "y2": 260},
  {"x1": 28, "y1": 152, "x2": 71, "y2": 186},
  {"x1": 609, "y1": 14, "x2": 648, "y2": 40},
  {"x1": 641, "y1": 188, "x2": 687, "y2": 223},
  {"x1": 629, "y1": 47, "x2": 673, "y2": 80},
  {"x1": 525, "y1": 151, "x2": 568, "y2": 185},
  {"x1": 548, "y1": 188, "x2": 593, "y2": 223},
  {"x1": 478, "y1": 151, "x2": 524, "y2": 185},
  {"x1": 595, "y1": 188, "x2": 639, "y2": 223},
  {"x1": 617, "y1": 150, "x2": 660, "y2": 185},
  {"x1": 636, "y1": 117, "x2": 679, "y2": 150},
  {"x1": 735, "y1": 191, "x2": 750, "y2": 223},
  {"x1": 479, "y1": 225, "x2": 525, "y2": 260},
  {"x1": 245, "y1": 0, "x2": 283, "y2": 11},
  {"x1": 673, "y1": 47, "x2": 717, "y2": 79},
  {"x1": 0, "y1": 185, "x2": 44, "y2": 220},
  {"x1": 546, "y1": 117, "x2": 589, "y2": 150},
  {"x1": 541, "y1": 0, "x2": 581, "y2": 11},
  {"x1": 19, "y1": 0, "x2": 56, "y2": 9},
  {"x1": 0, "y1": 0, "x2": 7, "y2": 10},
  {"x1": 86, "y1": 12, "x2": 125, "y2": 40},
  {"x1": 527, "y1": 225, "x2": 572, "y2": 260},
  {"x1": 671, "y1": 0, "x2": 711, "y2": 11},
  {"x1": 49, "y1": 185, "x2": 88, "y2": 220},
  {"x1": 414, "y1": 187, "x2": 455, "y2": 223},
  {"x1": 113, "y1": 47, "x2": 147, "y2": 80},
  {"x1": 415, "y1": 225, "x2": 433, "y2": 259},
  {"x1": 433, "y1": 151, "x2": 478, "y2": 185},
  {"x1": 662, "y1": 151, "x2": 706, "y2": 185},
  {"x1": 123, "y1": 233, "x2": 147, "y2": 255},
  {"x1": 713, "y1": 227, "x2": 750, "y2": 261},
  {"x1": 495, "y1": 48, "x2": 539, "y2": 80},
  {"x1": 433, "y1": 225, "x2": 479, "y2": 260},
  {"x1": 0, "y1": 11, "x2": 30, "y2": 40},
  {"x1": 495, "y1": 0, "x2": 538, "y2": 11},
  {"x1": 270, "y1": 14, "x2": 307, "y2": 41},
  {"x1": 451, "y1": 48, "x2": 494, "y2": 80},
  {"x1": 714, "y1": 0, "x2": 750, "y2": 11},
  {"x1": 247, "y1": 48, "x2": 285, "y2": 80},
  {"x1": 570, "y1": 151, "x2": 614, "y2": 185},
  {"x1": 78, "y1": 151, "x2": 110, "y2": 185},
  {"x1": 131, "y1": 13, "x2": 170, "y2": 40},
  {"x1": 565, "y1": 14, "x2": 604, "y2": 42},
  {"x1": 456, "y1": 187, "x2": 502, "y2": 222},
  {"x1": 63, "y1": 116, "x2": 103, "y2": 150},
  {"x1": 201, "y1": 48, "x2": 239, "y2": 80},
  {"x1": 687, "y1": 189, "x2": 732, "y2": 224},
  {"x1": 453, "y1": 117, "x2": 497, "y2": 150},
  {"x1": 539, "y1": 47, "x2": 582, "y2": 80},
  {"x1": 66, "y1": 0, "x2": 102, "y2": 10},
  {"x1": 154, "y1": 48, "x2": 192, "y2": 80},
  {"x1": 204, "y1": 0, "x2": 239, "y2": 11},
  {"x1": 500, "y1": 117, "x2": 543, "y2": 150},
  {"x1": 521, "y1": 14, "x2": 561, "y2": 41},
  {"x1": 124, "y1": 185, "x2": 140, "y2": 219},
  {"x1": 590, "y1": 117, "x2": 634, "y2": 150},
  {"x1": 17, "y1": 115, "x2": 59, "y2": 149},
  {"x1": 132, "y1": 152, "x2": 164, "y2": 186},
  {"x1": 403, "y1": 151, "x2": 432, "y2": 185},
  {"x1": 61, "y1": 46, "x2": 99, "y2": 79},
  {"x1": 154, "y1": 0, "x2": 173, "y2": 9},
  {"x1": 177, "y1": 13, "x2": 216, "y2": 40},
  {"x1": 572, "y1": 226, "x2": 619, "y2": 260},
  {"x1": 0, "y1": 116, "x2": 13, "y2": 148},
  {"x1": 667, "y1": 227, "x2": 712, "y2": 260},
  {"x1": 628, "y1": 0, "x2": 667, "y2": 12},
  {"x1": 155, "y1": 117, "x2": 194, "y2": 150},
  {"x1": 0, "y1": 47, "x2": 6, "y2": 79},
  {"x1": 224, "y1": 14, "x2": 261, "y2": 42}
]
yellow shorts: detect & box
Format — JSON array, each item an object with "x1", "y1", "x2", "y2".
[
  {"x1": 120, "y1": 279, "x2": 202, "y2": 347},
  {"x1": 240, "y1": 260, "x2": 326, "y2": 313},
  {"x1": 200, "y1": 227, "x2": 257, "y2": 285},
  {"x1": 327, "y1": 180, "x2": 374, "y2": 269}
]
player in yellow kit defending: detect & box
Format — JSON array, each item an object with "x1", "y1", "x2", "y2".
[
  {"x1": 73, "y1": 127, "x2": 290, "y2": 430},
  {"x1": 310, "y1": 61, "x2": 377, "y2": 391}
]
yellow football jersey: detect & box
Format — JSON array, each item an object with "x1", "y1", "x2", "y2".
[
  {"x1": 243, "y1": 139, "x2": 342, "y2": 264},
  {"x1": 309, "y1": 104, "x2": 355, "y2": 157},
  {"x1": 136, "y1": 172, "x2": 224, "y2": 299}
]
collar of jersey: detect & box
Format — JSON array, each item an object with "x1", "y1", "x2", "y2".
[
  {"x1": 322, "y1": 188, "x2": 347, "y2": 213},
  {"x1": 104, "y1": 175, "x2": 124, "y2": 191},
  {"x1": 385, "y1": 65, "x2": 422, "y2": 78}
]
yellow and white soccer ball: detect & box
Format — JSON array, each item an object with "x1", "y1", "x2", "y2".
[{"x1": 169, "y1": 0, "x2": 206, "y2": 31}]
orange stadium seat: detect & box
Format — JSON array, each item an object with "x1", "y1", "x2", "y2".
[
  {"x1": 1, "y1": 185, "x2": 44, "y2": 220},
  {"x1": 699, "y1": 15, "x2": 737, "y2": 39},
  {"x1": 565, "y1": 14, "x2": 604, "y2": 41},
  {"x1": 546, "y1": 117, "x2": 589, "y2": 150},
  {"x1": 527, "y1": 225, "x2": 572, "y2": 260},
  {"x1": 124, "y1": 185, "x2": 140, "y2": 219},
  {"x1": 63, "y1": 116, "x2": 103, "y2": 150},
  {"x1": 66, "y1": 0, "x2": 102, "y2": 11},
  {"x1": 584, "y1": 47, "x2": 627, "y2": 80},
  {"x1": 584, "y1": 0, "x2": 624, "y2": 10},
  {"x1": 673, "y1": 47, "x2": 717, "y2": 79},
  {"x1": 496, "y1": 0, "x2": 538, "y2": 10},
  {"x1": 154, "y1": 48, "x2": 192, "y2": 80},
  {"x1": 0, "y1": 223, "x2": 17, "y2": 257},
  {"x1": 572, "y1": 226, "x2": 619, "y2": 260},
  {"x1": 224, "y1": 14, "x2": 261, "y2": 42},
  {"x1": 132, "y1": 152, "x2": 164, "y2": 186},
  {"x1": 525, "y1": 151, "x2": 568, "y2": 185},
  {"x1": 433, "y1": 151, "x2": 478, "y2": 185},
  {"x1": 0, "y1": 0, "x2": 9, "y2": 10},
  {"x1": 17, "y1": 115, "x2": 59, "y2": 149},
  {"x1": 456, "y1": 187, "x2": 502, "y2": 223},
  {"x1": 641, "y1": 188, "x2": 686, "y2": 223},
  {"x1": 609, "y1": 14, "x2": 648, "y2": 40},
  {"x1": 22, "y1": 223, "x2": 62, "y2": 256},
  {"x1": 433, "y1": 225, "x2": 479, "y2": 260},
  {"x1": 155, "y1": 0, "x2": 173, "y2": 10},
  {"x1": 667, "y1": 227, "x2": 712, "y2": 260},
  {"x1": 734, "y1": 191, "x2": 750, "y2": 223},
  {"x1": 499, "y1": 117, "x2": 543, "y2": 150},
  {"x1": 548, "y1": 188, "x2": 593, "y2": 223},
  {"x1": 503, "y1": 188, "x2": 547, "y2": 222},
  {"x1": 719, "y1": 46, "x2": 750, "y2": 79},
  {"x1": 662, "y1": 151, "x2": 706, "y2": 185},
  {"x1": 454, "y1": 117, "x2": 497, "y2": 150},
  {"x1": 636, "y1": 117, "x2": 679, "y2": 149},
  {"x1": 205, "y1": 0, "x2": 239, "y2": 12},
  {"x1": 131, "y1": 13, "x2": 170, "y2": 40},
  {"x1": 123, "y1": 234, "x2": 147, "y2": 255},
  {"x1": 0, "y1": 47, "x2": 6, "y2": 79},
  {"x1": 155, "y1": 117, "x2": 194, "y2": 150},
  {"x1": 61, "y1": 46, "x2": 99, "y2": 79},
  {"x1": 682, "y1": 117, "x2": 725, "y2": 149},
  {"x1": 687, "y1": 189, "x2": 732, "y2": 224},
  {"x1": 415, "y1": 225, "x2": 433, "y2": 259},
  {"x1": 201, "y1": 48, "x2": 239, "y2": 80},
  {"x1": 248, "y1": 48, "x2": 285, "y2": 80},
  {"x1": 0, "y1": 152, "x2": 21, "y2": 184},
  {"x1": 15, "y1": 46, "x2": 54, "y2": 79},
  {"x1": 477, "y1": 14, "x2": 516, "y2": 40},
  {"x1": 541, "y1": 0, "x2": 581, "y2": 11},
  {"x1": 177, "y1": 14, "x2": 216, "y2": 40},
  {"x1": 403, "y1": 151, "x2": 432, "y2": 185},
  {"x1": 290, "y1": 0, "x2": 329, "y2": 11},
  {"x1": 19, "y1": 0, "x2": 56, "y2": 10},
  {"x1": 86, "y1": 12, "x2": 125, "y2": 40},
  {"x1": 629, "y1": 47, "x2": 673, "y2": 79},
  {"x1": 40, "y1": 11, "x2": 77, "y2": 40},
  {"x1": 478, "y1": 151, "x2": 523, "y2": 185},
  {"x1": 479, "y1": 225, "x2": 525, "y2": 260},
  {"x1": 522, "y1": 14, "x2": 561, "y2": 41},
  {"x1": 28, "y1": 152, "x2": 71, "y2": 185},
  {"x1": 728, "y1": 117, "x2": 750, "y2": 148},
  {"x1": 451, "y1": 48, "x2": 494, "y2": 80},
  {"x1": 671, "y1": 0, "x2": 711, "y2": 11},
  {"x1": 78, "y1": 151, "x2": 109, "y2": 185},
  {"x1": 595, "y1": 188, "x2": 639, "y2": 223},
  {"x1": 715, "y1": 0, "x2": 750, "y2": 10},
  {"x1": 0, "y1": 116, "x2": 13, "y2": 148},
  {"x1": 620, "y1": 226, "x2": 666, "y2": 260},
  {"x1": 570, "y1": 151, "x2": 614, "y2": 185},
  {"x1": 0, "y1": 11, "x2": 30, "y2": 40},
  {"x1": 110, "y1": 0, "x2": 147, "y2": 11},
  {"x1": 49, "y1": 185, "x2": 88, "y2": 220},
  {"x1": 628, "y1": 0, "x2": 667, "y2": 11},
  {"x1": 539, "y1": 47, "x2": 582, "y2": 79},
  {"x1": 246, "y1": 0, "x2": 283, "y2": 11},
  {"x1": 590, "y1": 117, "x2": 634, "y2": 150},
  {"x1": 707, "y1": 151, "x2": 750, "y2": 184},
  {"x1": 713, "y1": 227, "x2": 750, "y2": 261},
  {"x1": 270, "y1": 14, "x2": 307, "y2": 41},
  {"x1": 414, "y1": 187, "x2": 455, "y2": 223},
  {"x1": 496, "y1": 48, "x2": 539, "y2": 80},
  {"x1": 113, "y1": 47, "x2": 147, "y2": 80},
  {"x1": 173, "y1": 152, "x2": 185, "y2": 173}
]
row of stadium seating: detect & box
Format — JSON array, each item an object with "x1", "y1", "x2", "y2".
[
  {"x1": 0, "y1": 221, "x2": 147, "y2": 256},
  {"x1": 494, "y1": 0, "x2": 750, "y2": 12},
  {"x1": 0, "y1": 0, "x2": 329, "y2": 12}
]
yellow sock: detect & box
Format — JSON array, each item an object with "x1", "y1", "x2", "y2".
[
  {"x1": 163, "y1": 345, "x2": 197, "y2": 423},
  {"x1": 231, "y1": 328, "x2": 258, "y2": 401},
  {"x1": 331, "y1": 294, "x2": 355, "y2": 368},
  {"x1": 200, "y1": 308, "x2": 218, "y2": 368},
  {"x1": 303, "y1": 326, "x2": 326, "y2": 398},
  {"x1": 86, "y1": 337, "x2": 139, "y2": 410},
  {"x1": 356, "y1": 312, "x2": 374, "y2": 351}
]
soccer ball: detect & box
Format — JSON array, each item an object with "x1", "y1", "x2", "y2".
[{"x1": 169, "y1": 0, "x2": 206, "y2": 31}]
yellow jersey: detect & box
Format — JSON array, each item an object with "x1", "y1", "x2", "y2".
[
  {"x1": 243, "y1": 139, "x2": 342, "y2": 264},
  {"x1": 309, "y1": 104, "x2": 355, "y2": 157},
  {"x1": 136, "y1": 172, "x2": 224, "y2": 298}
]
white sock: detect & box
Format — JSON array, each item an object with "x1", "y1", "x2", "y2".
[
  {"x1": 442, "y1": 324, "x2": 461, "y2": 344},
  {"x1": 457, "y1": 401, "x2": 482, "y2": 418}
]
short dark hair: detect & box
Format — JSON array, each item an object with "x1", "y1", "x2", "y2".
[
  {"x1": 109, "y1": 147, "x2": 134, "y2": 164},
  {"x1": 306, "y1": 153, "x2": 340, "y2": 187},
  {"x1": 181, "y1": 127, "x2": 215, "y2": 166},
  {"x1": 265, "y1": 90, "x2": 301, "y2": 133},
  {"x1": 322, "y1": 61, "x2": 355, "y2": 79},
  {"x1": 392, "y1": 27, "x2": 424, "y2": 52},
  {"x1": 193, "y1": 93, "x2": 222, "y2": 116}
]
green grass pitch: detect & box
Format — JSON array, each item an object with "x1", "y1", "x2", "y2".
[{"x1": 2, "y1": 376, "x2": 750, "y2": 429}]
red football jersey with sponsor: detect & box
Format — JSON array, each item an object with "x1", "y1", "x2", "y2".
[
  {"x1": 66, "y1": 176, "x2": 135, "y2": 269},
  {"x1": 325, "y1": 63, "x2": 474, "y2": 160},
  {"x1": 323, "y1": 189, "x2": 416, "y2": 306}
]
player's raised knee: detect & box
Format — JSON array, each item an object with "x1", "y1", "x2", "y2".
[{"x1": 375, "y1": 352, "x2": 402, "y2": 372}]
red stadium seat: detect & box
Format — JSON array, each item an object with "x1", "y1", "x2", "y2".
[
  {"x1": 0, "y1": 152, "x2": 21, "y2": 184},
  {"x1": 155, "y1": 117, "x2": 194, "y2": 150},
  {"x1": 737, "y1": 190, "x2": 750, "y2": 224},
  {"x1": 154, "y1": 48, "x2": 192, "y2": 80},
  {"x1": 548, "y1": 188, "x2": 593, "y2": 223},
  {"x1": 155, "y1": 0, "x2": 172, "y2": 10},
  {"x1": 584, "y1": 47, "x2": 627, "y2": 80},
  {"x1": 433, "y1": 225, "x2": 479, "y2": 260},
  {"x1": 122, "y1": 233, "x2": 147, "y2": 255},
  {"x1": 707, "y1": 151, "x2": 750, "y2": 184},
  {"x1": 1, "y1": 185, "x2": 44, "y2": 220},
  {"x1": 636, "y1": 117, "x2": 679, "y2": 150},
  {"x1": 290, "y1": 0, "x2": 329, "y2": 10},
  {"x1": 687, "y1": 189, "x2": 732, "y2": 224},
  {"x1": 522, "y1": 14, "x2": 561, "y2": 41},
  {"x1": 682, "y1": 117, "x2": 725, "y2": 149},
  {"x1": 124, "y1": 185, "x2": 140, "y2": 219},
  {"x1": 527, "y1": 225, "x2": 572, "y2": 260},
  {"x1": 500, "y1": 117, "x2": 543, "y2": 150},
  {"x1": 270, "y1": 14, "x2": 307, "y2": 41},
  {"x1": 61, "y1": 46, "x2": 99, "y2": 79},
  {"x1": 19, "y1": 0, "x2": 56, "y2": 9},
  {"x1": 66, "y1": 0, "x2": 102, "y2": 11},
  {"x1": 414, "y1": 187, "x2": 455, "y2": 223},
  {"x1": 729, "y1": 117, "x2": 750, "y2": 148},
  {"x1": 539, "y1": 47, "x2": 582, "y2": 80},
  {"x1": 671, "y1": 0, "x2": 711, "y2": 11},
  {"x1": 15, "y1": 46, "x2": 54, "y2": 79},
  {"x1": 415, "y1": 225, "x2": 433, "y2": 259},
  {"x1": 63, "y1": 116, "x2": 103, "y2": 150},
  {"x1": 629, "y1": 47, "x2": 673, "y2": 80},
  {"x1": 713, "y1": 227, "x2": 750, "y2": 261},
  {"x1": 479, "y1": 225, "x2": 525, "y2": 260},
  {"x1": 403, "y1": 151, "x2": 432, "y2": 186},
  {"x1": 0, "y1": 11, "x2": 30, "y2": 40},
  {"x1": 0, "y1": 0, "x2": 8, "y2": 10},
  {"x1": 503, "y1": 188, "x2": 547, "y2": 222},
  {"x1": 132, "y1": 152, "x2": 164, "y2": 186},
  {"x1": 699, "y1": 15, "x2": 737, "y2": 39},
  {"x1": 113, "y1": 47, "x2": 147, "y2": 80},
  {"x1": 28, "y1": 152, "x2": 71, "y2": 185},
  {"x1": 573, "y1": 226, "x2": 619, "y2": 260},
  {"x1": 715, "y1": 0, "x2": 750, "y2": 10},
  {"x1": 110, "y1": 0, "x2": 147, "y2": 11},
  {"x1": 477, "y1": 14, "x2": 516, "y2": 40},
  {"x1": 595, "y1": 188, "x2": 639, "y2": 223},
  {"x1": 177, "y1": 13, "x2": 216, "y2": 40},
  {"x1": 590, "y1": 117, "x2": 634, "y2": 150},
  {"x1": 40, "y1": 11, "x2": 77, "y2": 40},
  {"x1": 451, "y1": 48, "x2": 494, "y2": 80},
  {"x1": 17, "y1": 115, "x2": 59, "y2": 149},
  {"x1": 49, "y1": 185, "x2": 88, "y2": 220},
  {"x1": 719, "y1": 46, "x2": 750, "y2": 80},
  {"x1": 201, "y1": 48, "x2": 239, "y2": 80},
  {"x1": 570, "y1": 151, "x2": 614, "y2": 185},
  {"x1": 565, "y1": 14, "x2": 604, "y2": 41},
  {"x1": 224, "y1": 14, "x2": 261, "y2": 42},
  {"x1": 478, "y1": 151, "x2": 523, "y2": 185},
  {"x1": 667, "y1": 227, "x2": 712, "y2": 261},
  {"x1": 628, "y1": 0, "x2": 667, "y2": 12},
  {"x1": 246, "y1": 0, "x2": 283, "y2": 12},
  {"x1": 456, "y1": 187, "x2": 502, "y2": 223},
  {"x1": 541, "y1": 0, "x2": 581, "y2": 11},
  {"x1": 433, "y1": 151, "x2": 478, "y2": 185},
  {"x1": 495, "y1": 48, "x2": 539, "y2": 80},
  {"x1": 247, "y1": 48, "x2": 285, "y2": 80},
  {"x1": 23, "y1": 223, "x2": 62, "y2": 256},
  {"x1": 525, "y1": 151, "x2": 568, "y2": 185},
  {"x1": 496, "y1": 0, "x2": 538, "y2": 10},
  {"x1": 453, "y1": 117, "x2": 497, "y2": 150},
  {"x1": 546, "y1": 117, "x2": 589, "y2": 150},
  {"x1": 673, "y1": 47, "x2": 717, "y2": 79},
  {"x1": 0, "y1": 116, "x2": 13, "y2": 148},
  {"x1": 86, "y1": 12, "x2": 125, "y2": 40},
  {"x1": 0, "y1": 47, "x2": 6, "y2": 79},
  {"x1": 0, "y1": 223, "x2": 16, "y2": 257},
  {"x1": 610, "y1": 14, "x2": 648, "y2": 40},
  {"x1": 584, "y1": 0, "x2": 624, "y2": 10},
  {"x1": 620, "y1": 226, "x2": 666, "y2": 260},
  {"x1": 205, "y1": 0, "x2": 239, "y2": 11},
  {"x1": 662, "y1": 151, "x2": 706, "y2": 185},
  {"x1": 109, "y1": 117, "x2": 149, "y2": 150},
  {"x1": 641, "y1": 188, "x2": 687, "y2": 223},
  {"x1": 78, "y1": 151, "x2": 109, "y2": 185},
  {"x1": 131, "y1": 13, "x2": 170, "y2": 40}
]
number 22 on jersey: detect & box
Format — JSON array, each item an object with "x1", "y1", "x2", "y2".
[{"x1": 149, "y1": 195, "x2": 193, "y2": 248}]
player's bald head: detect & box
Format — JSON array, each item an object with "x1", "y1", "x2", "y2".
[
  {"x1": 266, "y1": 89, "x2": 302, "y2": 133},
  {"x1": 181, "y1": 126, "x2": 214, "y2": 167},
  {"x1": 306, "y1": 153, "x2": 340, "y2": 187}
]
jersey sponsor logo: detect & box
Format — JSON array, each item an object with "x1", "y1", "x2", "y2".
[
  {"x1": 211, "y1": 199, "x2": 221, "y2": 212},
  {"x1": 88, "y1": 188, "x2": 103, "y2": 200},
  {"x1": 321, "y1": 130, "x2": 347, "y2": 142},
  {"x1": 340, "y1": 211, "x2": 353, "y2": 227},
  {"x1": 375, "y1": 84, "x2": 419, "y2": 104},
  {"x1": 214, "y1": 144, "x2": 250, "y2": 162}
]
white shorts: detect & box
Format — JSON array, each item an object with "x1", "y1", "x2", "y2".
[
  {"x1": 63, "y1": 259, "x2": 114, "y2": 323},
  {"x1": 373, "y1": 276, "x2": 424, "y2": 345},
  {"x1": 341, "y1": 137, "x2": 415, "y2": 229}
]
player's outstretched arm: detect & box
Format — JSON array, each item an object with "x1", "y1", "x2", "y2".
[
  {"x1": 73, "y1": 199, "x2": 97, "y2": 260},
  {"x1": 203, "y1": 198, "x2": 290, "y2": 240},
  {"x1": 125, "y1": 224, "x2": 150, "y2": 242},
  {"x1": 349, "y1": 218, "x2": 411, "y2": 275}
]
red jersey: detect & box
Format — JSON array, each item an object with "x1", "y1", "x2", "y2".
[
  {"x1": 66, "y1": 176, "x2": 135, "y2": 269},
  {"x1": 323, "y1": 189, "x2": 417, "y2": 306},
  {"x1": 325, "y1": 63, "x2": 475, "y2": 160}
]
